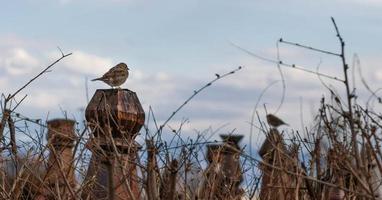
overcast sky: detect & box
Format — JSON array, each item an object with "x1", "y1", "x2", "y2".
[{"x1": 1, "y1": 0, "x2": 381, "y2": 148}]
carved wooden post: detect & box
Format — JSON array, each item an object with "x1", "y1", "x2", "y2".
[
  {"x1": 82, "y1": 89, "x2": 145, "y2": 200},
  {"x1": 258, "y1": 128, "x2": 299, "y2": 200},
  {"x1": 199, "y1": 135, "x2": 244, "y2": 200},
  {"x1": 44, "y1": 119, "x2": 77, "y2": 199},
  {"x1": 219, "y1": 134, "x2": 244, "y2": 199},
  {"x1": 198, "y1": 144, "x2": 223, "y2": 199}
]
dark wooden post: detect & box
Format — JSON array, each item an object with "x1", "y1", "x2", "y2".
[
  {"x1": 198, "y1": 144, "x2": 224, "y2": 199},
  {"x1": 258, "y1": 128, "x2": 299, "y2": 200},
  {"x1": 199, "y1": 135, "x2": 244, "y2": 200},
  {"x1": 44, "y1": 119, "x2": 78, "y2": 199},
  {"x1": 219, "y1": 134, "x2": 244, "y2": 199},
  {"x1": 82, "y1": 89, "x2": 145, "y2": 200}
]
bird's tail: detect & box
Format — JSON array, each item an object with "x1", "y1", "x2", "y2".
[{"x1": 91, "y1": 77, "x2": 102, "y2": 81}]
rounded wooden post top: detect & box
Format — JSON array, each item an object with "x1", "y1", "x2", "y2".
[
  {"x1": 47, "y1": 119, "x2": 77, "y2": 146},
  {"x1": 220, "y1": 134, "x2": 243, "y2": 151},
  {"x1": 85, "y1": 89, "x2": 145, "y2": 139}
]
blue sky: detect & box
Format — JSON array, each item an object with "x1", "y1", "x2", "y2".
[{"x1": 1, "y1": 0, "x2": 382, "y2": 147}]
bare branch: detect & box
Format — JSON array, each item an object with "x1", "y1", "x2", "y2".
[
  {"x1": 7, "y1": 51, "x2": 72, "y2": 102},
  {"x1": 156, "y1": 66, "x2": 243, "y2": 135},
  {"x1": 230, "y1": 41, "x2": 343, "y2": 82},
  {"x1": 279, "y1": 38, "x2": 341, "y2": 57}
]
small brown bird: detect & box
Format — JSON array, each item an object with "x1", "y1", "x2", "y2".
[
  {"x1": 92, "y1": 63, "x2": 129, "y2": 88},
  {"x1": 266, "y1": 114, "x2": 288, "y2": 128}
]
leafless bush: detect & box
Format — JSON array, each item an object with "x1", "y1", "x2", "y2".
[{"x1": 0, "y1": 18, "x2": 381, "y2": 200}]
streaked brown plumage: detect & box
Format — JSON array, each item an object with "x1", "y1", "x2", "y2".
[
  {"x1": 266, "y1": 114, "x2": 288, "y2": 128},
  {"x1": 92, "y1": 63, "x2": 129, "y2": 88}
]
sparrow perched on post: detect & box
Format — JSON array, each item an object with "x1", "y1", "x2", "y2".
[
  {"x1": 266, "y1": 114, "x2": 288, "y2": 128},
  {"x1": 92, "y1": 63, "x2": 129, "y2": 88}
]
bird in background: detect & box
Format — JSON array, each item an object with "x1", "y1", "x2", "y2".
[
  {"x1": 266, "y1": 114, "x2": 288, "y2": 128},
  {"x1": 92, "y1": 62, "x2": 129, "y2": 88}
]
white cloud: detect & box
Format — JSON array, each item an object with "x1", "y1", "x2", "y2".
[
  {"x1": 155, "y1": 72, "x2": 170, "y2": 81},
  {"x1": 375, "y1": 70, "x2": 382, "y2": 81},
  {"x1": 131, "y1": 69, "x2": 146, "y2": 81},
  {"x1": 358, "y1": 56, "x2": 382, "y2": 82},
  {"x1": 128, "y1": 72, "x2": 182, "y2": 107},
  {"x1": 0, "y1": 77, "x2": 9, "y2": 89},
  {"x1": 27, "y1": 92, "x2": 62, "y2": 109},
  {"x1": 1, "y1": 48, "x2": 40, "y2": 76},
  {"x1": 0, "y1": 35, "x2": 28, "y2": 48},
  {"x1": 58, "y1": 50, "x2": 114, "y2": 76}
]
